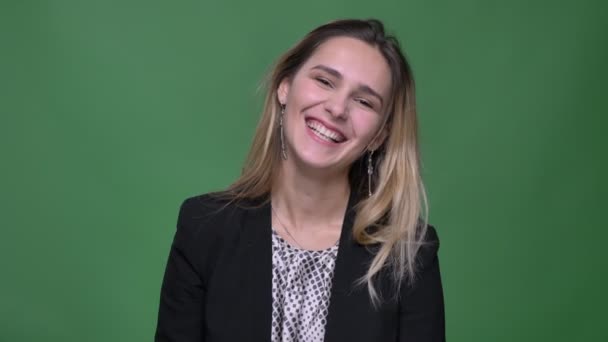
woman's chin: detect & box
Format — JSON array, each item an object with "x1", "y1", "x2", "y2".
[{"x1": 285, "y1": 153, "x2": 350, "y2": 177}]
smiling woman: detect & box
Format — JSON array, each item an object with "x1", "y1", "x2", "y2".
[
  {"x1": 277, "y1": 37, "x2": 390, "y2": 176},
  {"x1": 155, "y1": 19, "x2": 445, "y2": 342}
]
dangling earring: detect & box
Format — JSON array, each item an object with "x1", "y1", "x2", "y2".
[
  {"x1": 367, "y1": 150, "x2": 374, "y2": 197},
  {"x1": 279, "y1": 104, "x2": 288, "y2": 160}
]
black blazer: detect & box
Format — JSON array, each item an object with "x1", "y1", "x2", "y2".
[{"x1": 155, "y1": 192, "x2": 445, "y2": 341}]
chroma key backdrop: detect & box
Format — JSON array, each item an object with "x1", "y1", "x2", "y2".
[{"x1": 1, "y1": 0, "x2": 606, "y2": 341}]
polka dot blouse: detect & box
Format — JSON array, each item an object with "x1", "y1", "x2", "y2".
[{"x1": 271, "y1": 228, "x2": 339, "y2": 342}]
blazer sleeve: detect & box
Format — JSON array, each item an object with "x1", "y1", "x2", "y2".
[
  {"x1": 399, "y1": 225, "x2": 446, "y2": 341},
  {"x1": 155, "y1": 197, "x2": 208, "y2": 342}
]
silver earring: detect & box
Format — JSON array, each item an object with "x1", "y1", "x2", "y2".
[
  {"x1": 367, "y1": 150, "x2": 374, "y2": 197},
  {"x1": 279, "y1": 104, "x2": 288, "y2": 160}
]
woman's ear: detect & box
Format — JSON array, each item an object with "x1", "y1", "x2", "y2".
[{"x1": 277, "y1": 78, "x2": 290, "y2": 105}]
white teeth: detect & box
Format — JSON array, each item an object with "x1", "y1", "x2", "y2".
[
  {"x1": 311, "y1": 129, "x2": 334, "y2": 142},
  {"x1": 306, "y1": 120, "x2": 345, "y2": 142}
]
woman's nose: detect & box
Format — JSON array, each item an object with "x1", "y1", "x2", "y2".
[{"x1": 324, "y1": 92, "x2": 349, "y2": 119}]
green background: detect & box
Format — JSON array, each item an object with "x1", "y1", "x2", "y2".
[{"x1": 1, "y1": 0, "x2": 606, "y2": 341}]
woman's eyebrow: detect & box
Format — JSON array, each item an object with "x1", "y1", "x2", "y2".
[
  {"x1": 358, "y1": 84, "x2": 384, "y2": 106},
  {"x1": 311, "y1": 64, "x2": 384, "y2": 106},
  {"x1": 311, "y1": 64, "x2": 342, "y2": 79}
]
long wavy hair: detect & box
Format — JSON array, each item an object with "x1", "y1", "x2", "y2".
[{"x1": 224, "y1": 18, "x2": 428, "y2": 304}]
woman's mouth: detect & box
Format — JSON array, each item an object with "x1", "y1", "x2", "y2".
[{"x1": 305, "y1": 119, "x2": 346, "y2": 143}]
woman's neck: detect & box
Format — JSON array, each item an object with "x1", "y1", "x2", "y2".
[{"x1": 271, "y1": 161, "x2": 350, "y2": 235}]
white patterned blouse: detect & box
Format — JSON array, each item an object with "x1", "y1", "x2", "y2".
[{"x1": 270, "y1": 228, "x2": 339, "y2": 342}]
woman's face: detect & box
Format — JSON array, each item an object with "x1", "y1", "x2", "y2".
[{"x1": 277, "y1": 36, "x2": 392, "y2": 176}]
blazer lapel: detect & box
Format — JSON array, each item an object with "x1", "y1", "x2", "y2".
[
  {"x1": 324, "y1": 191, "x2": 376, "y2": 341},
  {"x1": 240, "y1": 200, "x2": 273, "y2": 341},
  {"x1": 235, "y1": 193, "x2": 374, "y2": 341}
]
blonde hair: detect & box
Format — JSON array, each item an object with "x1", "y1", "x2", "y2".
[{"x1": 225, "y1": 19, "x2": 428, "y2": 304}]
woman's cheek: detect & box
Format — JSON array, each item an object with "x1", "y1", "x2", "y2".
[
  {"x1": 353, "y1": 113, "x2": 382, "y2": 141},
  {"x1": 299, "y1": 80, "x2": 326, "y2": 101}
]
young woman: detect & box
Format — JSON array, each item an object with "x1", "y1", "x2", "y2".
[{"x1": 155, "y1": 19, "x2": 445, "y2": 342}]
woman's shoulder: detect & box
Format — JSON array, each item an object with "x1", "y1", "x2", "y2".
[
  {"x1": 178, "y1": 192, "x2": 236, "y2": 226},
  {"x1": 170, "y1": 192, "x2": 258, "y2": 261},
  {"x1": 167, "y1": 192, "x2": 263, "y2": 287},
  {"x1": 418, "y1": 223, "x2": 440, "y2": 260},
  {"x1": 413, "y1": 216, "x2": 439, "y2": 244},
  {"x1": 422, "y1": 223, "x2": 439, "y2": 245},
  {"x1": 176, "y1": 191, "x2": 267, "y2": 234},
  {"x1": 178, "y1": 192, "x2": 232, "y2": 217}
]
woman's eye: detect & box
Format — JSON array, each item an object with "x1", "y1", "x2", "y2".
[
  {"x1": 316, "y1": 77, "x2": 332, "y2": 87},
  {"x1": 356, "y1": 98, "x2": 373, "y2": 108}
]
